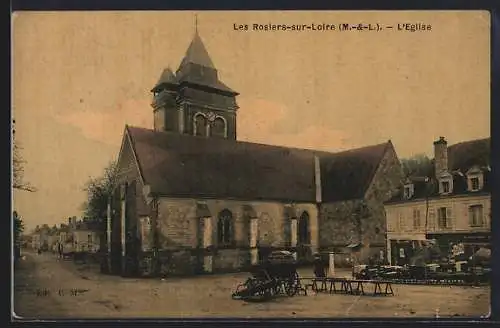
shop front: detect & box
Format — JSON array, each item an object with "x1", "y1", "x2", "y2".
[
  {"x1": 390, "y1": 240, "x2": 415, "y2": 266},
  {"x1": 425, "y1": 232, "x2": 491, "y2": 260}
]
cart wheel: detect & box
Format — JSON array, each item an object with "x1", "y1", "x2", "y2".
[
  {"x1": 274, "y1": 282, "x2": 283, "y2": 295},
  {"x1": 285, "y1": 278, "x2": 298, "y2": 296}
]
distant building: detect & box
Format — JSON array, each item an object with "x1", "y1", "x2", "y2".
[
  {"x1": 384, "y1": 137, "x2": 491, "y2": 266},
  {"x1": 72, "y1": 220, "x2": 101, "y2": 253},
  {"x1": 30, "y1": 225, "x2": 51, "y2": 250}
]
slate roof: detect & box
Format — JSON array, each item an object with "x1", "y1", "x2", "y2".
[
  {"x1": 151, "y1": 67, "x2": 177, "y2": 92},
  {"x1": 127, "y1": 126, "x2": 316, "y2": 202},
  {"x1": 178, "y1": 32, "x2": 215, "y2": 69},
  {"x1": 125, "y1": 126, "x2": 392, "y2": 203},
  {"x1": 447, "y1": 138, "x2": 490, "y2": 172},
  {"x1": 74, "y1": 220, "x2": 101, "y2": 231},
  {"x1": 150, "y1": 31, "x2": 238, "y2": 95},
  {"x1": 178, "y1": 74, "x2": 237, "y2": 95},
  {"x1": 386, "y1": 137, "x2": 491, "y2": 204},
  {"x1": 320, "y1": 142, "x2": 390, "y2": 202}
]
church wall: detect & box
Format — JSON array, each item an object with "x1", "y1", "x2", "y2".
[
  {"x1": 363, "y1": 142, "x2": 404, "y2": 263},
  {"x1": 319, "y1": 200, "x2": 363, "y2": 249},
  {"x1": 156, "y1": 198, "x2": 198, "y2": 249},
  {"x1": 319, "y1": 200, "x2": 383, "y2": 266},
  {"x1": 153, "y1": 109, "x2": 165, "y2": 132},
  {"x1": 153, "y1": 197, "x2": 318, "y2": 275},
  {"x1": 115, "y1": 135, "x2": 150, "y2": 250},
  {"x1": 318, "y1": 145, "x2": 402, "y2": 266},
  {"x1": 293, "y1": 203, "x2": 319, "y2": 259}
]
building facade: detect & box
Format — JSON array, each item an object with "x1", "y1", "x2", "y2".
[
  {"x1": 106, "y1": 29, "x2": 403, "y2": 277},
  {"x1": 384, "y1": 137, "x2": 491, "y2": 266}
]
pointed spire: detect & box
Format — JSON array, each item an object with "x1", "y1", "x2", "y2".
[
  {"x1": 195, "y1": 14, "x2": 198, "y2": 34},
  {"x1": 177, "y1": 26, "x2": 215, "y2": 70},
  {"x1": 151, "y1": 67, "x2": 177, "y2": 92}
]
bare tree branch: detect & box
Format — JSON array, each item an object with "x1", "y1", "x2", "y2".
[{"x1": 12, "y1": 120, "x2": 37, "y2": 192}]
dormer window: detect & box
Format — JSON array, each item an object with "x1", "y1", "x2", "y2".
[
  {"x1": 438, "y1": 172, "x2": 453, "y2": 195},
  {"x1": 471, "y1": 177, "x2": 479, "y2": 190},
  {"x1": 466, "y1": 166, "x2": 483, "y2": 192},
  {"x1": 403, "y1": 183, "x2": 414, "y2": 199},
  {"x1": 442, "y1": 181, "x2": 450, "y2": 193}
]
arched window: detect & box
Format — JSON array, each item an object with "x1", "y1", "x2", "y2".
[
  {"x1": 217, "y1": 209, "x2": 233, "y2": 246},
  {"x1": 211, "y1": 117, "x2": 227, "y2": 138},
  {"x1": 194, "y1": 114, "x2": 207, "y2": 137},
  {"x1": 298, "y1": 211, "x2": 310, "y2": 245}
]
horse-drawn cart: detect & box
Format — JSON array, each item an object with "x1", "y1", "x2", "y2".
[{"x1": 232, "y1": 251, "x2": 305, "y2": 302}]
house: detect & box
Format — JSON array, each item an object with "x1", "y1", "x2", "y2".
[
  {"x1": 47, "y1": 233, "x2": 59, "y2": 252},
  {"x1": 384, "y1": 137, "x2": 491, "y2": 266},
  {"x1": 31, "y1": 225, "x2": 50, "y2": 250},
  {"x1": 57, "y1": 223, "x2": 71, "y2": 245},
  {"x1": 70, "y1": 218, "x2": 101, "y2": 253},
  {"x1": 105, "y1": 29, "x2": 403, "y2": 277},
  {"x1": 31, "y1": 233, "x2": 40, "y2": 250}
]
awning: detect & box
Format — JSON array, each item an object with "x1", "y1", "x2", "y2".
[
  {"x1": 270, "y1": 250, "x2": 294, "y2": 256},
  {"x1": 346, "y1": 242, "x2": 362, "y2": 249},
  {"x1": 472, "y1": 247, "x2": 491, "y2": 260}
]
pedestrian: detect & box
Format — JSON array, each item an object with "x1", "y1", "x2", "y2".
[
  {"x1": 58, "y1": 242, "x2": 64, "y2": 259},
  {"x1": 313, "y1": 253, "x2": 327, "y2": 292},
  {"x1": 313, "y1": 253, "x2": 326, "y2": 278}
]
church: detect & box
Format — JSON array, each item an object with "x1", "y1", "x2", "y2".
[{"x1": 105, "y1": 30, "x2": 403, "y2": 277}]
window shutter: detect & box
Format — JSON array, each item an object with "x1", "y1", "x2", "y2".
[
  {"x1": 478, "y1": 206, "x2": 484, "y2": 226},
  {"x1": 446, "y1": 208, "x2": 452, "y2": 228},
  {"x1": 468, "y1": 207, "x2": 474, "y2": 226}
]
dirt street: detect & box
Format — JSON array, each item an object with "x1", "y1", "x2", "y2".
[{"x1": 13, "y1": 251, "x2": 490, "y2": 319}]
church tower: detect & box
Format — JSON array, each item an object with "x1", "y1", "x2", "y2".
[{"x1": 151, "y1": 27, "x2": 239, "y2": 140}]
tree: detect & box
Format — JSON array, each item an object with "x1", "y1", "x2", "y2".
[
  {"x1": 12, "y1": 119, "x2": 36, "y2": 192},
  {"x1": 400, "y1": 154, "x2": 434, "y2": 178},
  {"x1": 81, "y1": 161, "x2": 118, "y2": 224},
  {"x1": 12, "y1": 119, "x2": 36, "y2": 260}
]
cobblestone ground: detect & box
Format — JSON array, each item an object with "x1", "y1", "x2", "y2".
[{"x1": 13, "y1": 250, "x2": 490, "y2": 319}]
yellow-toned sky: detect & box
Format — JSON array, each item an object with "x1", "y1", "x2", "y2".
[{"x1": 12, "y1": 11, "x2": 490, "y2": 231}]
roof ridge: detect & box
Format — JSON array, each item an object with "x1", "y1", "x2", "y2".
[
  {"x1": 327, "y1": 141, "x2": 389, "y2": 157},
  {"x1": 126, "y1": 125, "x2": 390, "y2": 156},
  {"x1": 448, "y1": 137, "x2": 490, "y2": 148}
]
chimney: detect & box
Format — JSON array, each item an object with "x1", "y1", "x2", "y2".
[{"x1": 433, "y1": 136, "x2": 448, "y2": 178}]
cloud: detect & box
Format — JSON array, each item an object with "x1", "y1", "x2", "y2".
[
  {"x1": 238, "y1": 97, "x2": 352, "y2": 152},
  {"x1": 54, "y1": 98, "x2": 152, "y2": 146},
  {"x1": 55, "y1": 95, "x2": 352, "y2": 153}
]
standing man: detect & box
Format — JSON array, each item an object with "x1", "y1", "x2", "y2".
[{"x1": 58, "y1": 241, "x2": 64, "y2": 259}]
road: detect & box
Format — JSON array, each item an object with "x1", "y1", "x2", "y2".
[{"x1": 13, "y1": 250, "x2": 490, "y2": 319}]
